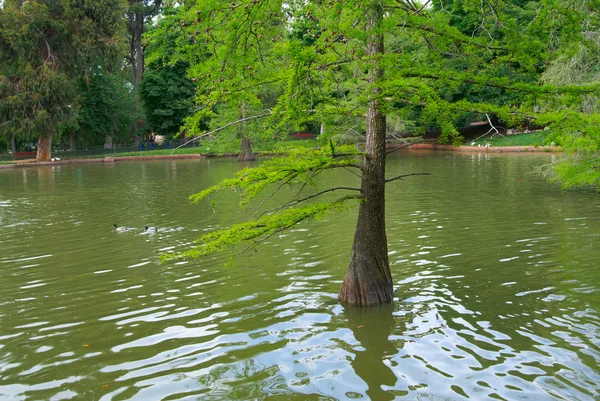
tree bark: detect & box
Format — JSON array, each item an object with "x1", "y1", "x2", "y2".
[
  {"x1": 69, "y1": 131, "x2": 76, "y2": 151},
  {"x1": 238, "y1": 136, "x2": 255, "y2": 161},
  {"x1": 338, "y1": 3, "x2": 393, "y2": 306},
  {"x1": 10, "y1": 133, "x2": 16, "y2": 155},
  {"x1": 238, "y1": 102, "x2": 255, "y2": 161},
  {"x1": 36, "y1": 134, "x2": 52, "y2": 162}
]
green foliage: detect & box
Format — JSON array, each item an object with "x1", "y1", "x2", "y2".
[
  {"x1": 548, "y1": 154, "x2": 600, "y2": 191},
  {"x1": 154, "y1": 0, "x2": 600, "y2": 262},
  {"x1": 141, "y1": 4, "x2": 198, "y2": 139},
  {"x1": 140, "y1": 61, "x2": 197, "y2": 138},
  {"x1": 0, "y1": 0, "x2": 128, "y2": 152},
  {"x1": 75, "y1": 67, "x2": 137, "y2": 146},
  {"x1": 162, "y1": 198, "x2": 358, "y2": 260},
  {"x1": 191, "y1": 145, "x2": 361, "y2": 208}
]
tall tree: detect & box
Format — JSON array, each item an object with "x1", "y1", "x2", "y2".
[
  {"x1": 0, "y1": 0, "x2": 127, "y2": 161},
  {"x1": 166, "y1": 0, "x2": 600, "y2": 304},
  {"x1": 127, "y1": 0, "x2": 162, "y2": 84},
  {"x1": 140, "y1": 4, "x2": 196, "y2": 141},
  {"x1": 76, "y1": 67, "x2": 137, "y2": 148}
]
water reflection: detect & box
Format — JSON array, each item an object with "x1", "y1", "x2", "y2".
[
  {"x1": 344, "y1": 304, "x2": 397, "y2": 400},
  {"x1": 0, "y1": 154, "x2": 598, "y2": 400}
]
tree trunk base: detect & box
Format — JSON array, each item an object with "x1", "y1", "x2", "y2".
[
  {"x1": 69, "y1": 131, "x2": 76, "y2": 151},
  {"x1": 36, "y1": 135, "x2": 52, "y2": 162},
  {"x1": 10, "y1": 133, "x2": 16, "y2": 155},
  {"x1": 338, "y1": 255, "x2": 394, "y2": 305},
  {"x1": 238, "y1": 137, "x2": 255, "y2": 161}
]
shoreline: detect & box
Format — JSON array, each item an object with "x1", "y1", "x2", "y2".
[{"x1": 0, "y1": 144, "x2": 561, "y2": 170}]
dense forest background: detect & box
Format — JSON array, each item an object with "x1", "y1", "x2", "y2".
[{"x1": 0, "y1": 0, "x2": 599, "y2": 189}]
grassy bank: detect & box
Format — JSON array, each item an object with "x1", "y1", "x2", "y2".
[
  {"x1": 465, "y1": 131, "x2": 548, "y2": 147},
  {"x1": 81, "y1": 139, "x2": 321, "y2": 159}
]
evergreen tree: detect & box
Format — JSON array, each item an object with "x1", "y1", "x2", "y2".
[{"x1": 0, "y1": 0, "x2": 127, "y2": 161}]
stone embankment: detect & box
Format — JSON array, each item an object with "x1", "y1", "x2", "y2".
[
  {"x1": 402, "y1": 144, "x2": 560, "y2": 153},
  {"x1": 0, "y1": 144, "x2": 561, "y2": 170},
  {"x1": 0, "y1": 154, "x2": 203, "y2": 169}
]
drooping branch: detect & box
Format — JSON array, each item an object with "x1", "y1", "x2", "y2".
[
  {"x1": 242, "y1": 195, "x2": 361, "y2": 254},
  {"x1": 256, "y1": 185, "x2": 362, "y2": 220},
  {"x1": 172, "y1": 111, "x2": 272, "y2": 152},
  {"x1": 163, "y1": 196, "x2": 361, "y2": 260},
  {"x1": 385, "y1": 172, "x2": 431, "y2": 183},
  {"x1": 400, "y1": 71, "x2": 600, "y2": 95},
  {"x1": 398, "y1": 22, "x2": 509, "y2": 52}
]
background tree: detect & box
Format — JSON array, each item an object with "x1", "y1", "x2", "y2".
[
  {"x1": 537, "y1": 2, "x2": 600, "y2": 190},
  {"x1": 75, "y1": 67, "x2": 138, "y2": 149},
  {"x1": 0, "y1": 0, "x2": 127, "y2": 161},
  {"x1": 126, "y1": 0, "x2": 162, "y2": 139},
  {"x1": 140, "y1": 4, "x2": 197, "y2": 142}
]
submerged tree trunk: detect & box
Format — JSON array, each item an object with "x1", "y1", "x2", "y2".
[
  {"x1": 69, "y1": 131, "x2": 76, "y2": 151},
  {"x1": 10, "y1": 133, "x2": 16, "y2": 155},
  {"x1": 36, "y1": 134, "x2": 52, "y2": 162},
  {"x1": 238, "y1": 136, "x2": 254, "y2": 161},
  {"x1": 338, "y1": 3, "x2": 393, "y2": 306},
  {"x1": 238, "y1": 102, "x2": 255, "y2": 161}
]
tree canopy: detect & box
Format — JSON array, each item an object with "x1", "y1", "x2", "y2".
[
  {"x1": 149, "y1": 0, "x2": 600, "y2": 305},
  {"x1": 0, "y1": 0, "x2": 128, "y2": 160}
]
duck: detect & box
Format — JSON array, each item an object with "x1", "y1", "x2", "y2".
[
  {"x1": 113, "y1": 224, "x2": 129, "y2": 232},
  {"x1": 144, "y1": 226, "x2": 158, "y2": 233}
]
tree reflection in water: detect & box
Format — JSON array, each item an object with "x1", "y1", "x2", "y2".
[{"x1": 344, "y1": 303, "x2": 398, "y2": 400}]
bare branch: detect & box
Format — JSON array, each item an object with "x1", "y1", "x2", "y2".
[
  {"x1": 385, "y1": 172, "x2": 431, "y2": 183},
  {"x1": 250, "y1": 171, "x2": 296, "y2": 220},
  {"x1": 172, "y1": 111, "x2": 272, "y2": 152},
  {"x1": 386, "y1": 139, "x2": 424, "y2": 155}
]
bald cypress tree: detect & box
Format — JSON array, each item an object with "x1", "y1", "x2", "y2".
[{"x1": 163, "y1": 0, "x2": 600, "y2": 304}]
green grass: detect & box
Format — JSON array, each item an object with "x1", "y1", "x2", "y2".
[
  {"x1": 0, "y1": 161, "x2": 16, "y2": 165},
  {"x1": 86, "y1": 139, "x2": 321, "y2": 159},
  {"x1": 466, "y1": 131, "x2": 549, "y2": 147}
]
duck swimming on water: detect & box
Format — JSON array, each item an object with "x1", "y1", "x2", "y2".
[
  {"x1": 113, "y1": 224, "x2": 129, "y2": 232},
  {"x1": 144, "y1": 226, "x2": 158, "y2": 233}
]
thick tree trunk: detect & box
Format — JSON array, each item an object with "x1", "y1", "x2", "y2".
[
  {"x1": 36, "y1": 134, "x2": 52, "y2": 162},
  {"x1": 69, "y1": 131, "x2": 76, "y2": 151},
  {"x1": 238, "y1": 136, "x2": 255, "y2": 161},
  {"x1": 338, "y1": 3, "x2": 393, "y2": 306},
  {"x1": 104, "y1": 136, "x2": 113, "y2": 149},
  {"x1": 238, "y1": 102, "x2": 255, "y2": 161},
  {"x1": 10, "y1": 133, "x2": 16, "y2": 155},
  {"x1": 134, "y1": 10, "x2": 144, "y2": 84}
]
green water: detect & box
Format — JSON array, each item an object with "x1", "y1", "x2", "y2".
[{"x1": 0, "y1": 152, "x2": 598, "y2": 401}]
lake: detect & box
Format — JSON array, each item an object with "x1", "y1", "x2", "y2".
[{"x1": 0, "y1": 152, "x2": 598, "y2": 400}]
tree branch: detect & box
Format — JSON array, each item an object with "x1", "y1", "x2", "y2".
[
  {"x1": 385, "y1": 172, "x2": 431, "y2": 183},
  {"x1": 172, "y1": 111, "x2": 272, "y2": 152},
  {"x1": 242, "y1": 195, "x2": 361, "y2": 254},
  {"x1": 258, "y1": 186, "x2": 362, "y2": 218},
  {"x1": 386, "y1": 139, "x2": 424, "y2": 155}
]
